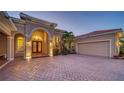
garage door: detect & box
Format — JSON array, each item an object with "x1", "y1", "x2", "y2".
[{"x1": 77, "y1": 41, "x2": 110, "y2": 57}]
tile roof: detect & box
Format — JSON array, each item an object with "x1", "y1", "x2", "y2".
[
  {"x1": 76, "y1": 28, "x2": 123, "y2": 39},
  {"x1": 20, "y1": 12, "x2": 57, "y2": 27}
]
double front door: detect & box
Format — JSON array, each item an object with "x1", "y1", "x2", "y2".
[{"x1": 32, "y1": 41, "x2": 42, "y2": 53}]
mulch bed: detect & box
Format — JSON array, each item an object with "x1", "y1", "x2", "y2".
[{"x1": 113, "y1": 55, "x2": 124, "y2": 59}]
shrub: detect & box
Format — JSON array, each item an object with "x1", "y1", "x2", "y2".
[
  {"x1": 61, "y1": 47, "x2": 69, "y2": 55},
  {"x1": 119, "y1": 47, "x2": 124, "y2": 57},
  {"x1": 53, "y1": 48, "x2": 60, "y2": 56}
]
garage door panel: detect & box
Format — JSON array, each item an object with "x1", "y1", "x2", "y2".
[{"x1": 78, "y1": 41, "x2": 110, "y2": 57}]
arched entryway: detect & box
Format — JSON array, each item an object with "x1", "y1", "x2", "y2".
[
  {"x1": 14, "y1": 33, "x2": 24, "y2": 58},
  {"x1": 31, "y1": 29, "x2": 49, "y2": 57}
]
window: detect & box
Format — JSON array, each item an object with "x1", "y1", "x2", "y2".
[{"x1": 17, "y1": 37, "x2": 24, "y2": 52}]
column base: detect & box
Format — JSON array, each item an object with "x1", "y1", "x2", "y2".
[
  {"x1": 25, "y1": 56, "x2": 32, "y2": 60},
  {"x1": 7, "y1": 57, "x2": 14, "y2": 61}
]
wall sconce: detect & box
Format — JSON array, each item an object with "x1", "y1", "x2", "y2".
[
  {"x1": 26, "y1": 41, "x2": 31, "y2": 59},
  {"x1": 35, "y1": 36, "x2": 38, "y2": 40},
  {"x1": 116, "y1": 32, "x2": 123, "y2": 38},
  {"x1": 49, "y1": 42, "x2": 53, "y2": 57}
]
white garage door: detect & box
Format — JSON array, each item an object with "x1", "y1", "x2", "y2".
[{"x1": 77, "y1": 41, "x2": 110, "y2": 57}]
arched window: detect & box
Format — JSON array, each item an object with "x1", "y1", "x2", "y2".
[{"x1": 16, "y1": 37, "x2": 24, "y2": 52}]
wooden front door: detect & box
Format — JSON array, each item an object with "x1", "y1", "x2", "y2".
[{"x1": 32, "y1": 41, "x2": 42, "y2": 53}]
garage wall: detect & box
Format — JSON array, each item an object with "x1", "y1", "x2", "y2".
[{"x1": 75, "y1": 33, "x2": 116, "y2": 57}]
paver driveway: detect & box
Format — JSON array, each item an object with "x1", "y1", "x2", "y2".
[{"x1": 0, "y1": 54, "x2": 124, "y2": 81}]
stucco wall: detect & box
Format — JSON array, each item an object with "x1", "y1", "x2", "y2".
[
  {"x1": 75, "y1": 33, "x2": 117, "y2": 57},
  {"x1": 24, "y1": 22, "x2": 53, "y2": 38},
  {"x1": 14, "y1": 22, "x2": 54, "y2": 39},
  {"x1": 14, "y1": 23, "x2": 25, "y2": 34},
  {"x1": 0, "y1": 33, "x2": 7, "y2": 57}
]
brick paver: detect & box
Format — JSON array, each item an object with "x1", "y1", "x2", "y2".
[{"x1": 0, "y1": 54, "x2": 124, "y2": 81}]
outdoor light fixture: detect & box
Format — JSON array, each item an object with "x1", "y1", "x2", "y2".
[
  {"x1": 119, "y1": 42, "x2": 122, "y2": 46},
  {"x1": 26, "y1": 41, "x2": 31, "y2": 59},
  {"x1": 35, "y1": 36, "x2": 38, "y2": 40},
  {"x1": 116, "y1": 32, "x2": 123, "y2": 38},
  {"x1": 49, "y1": 41, "x2": 53, "y2": 56}
]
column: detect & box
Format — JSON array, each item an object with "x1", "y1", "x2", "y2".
[
  {"x1": 49, "y1": 40, "x2": 53, "y2": 57},
  {"x1": 24, "y1": 37, "x2": 26, "y2": 59},
  {"x1": 25, "y1": 40, "x2": 32, "y2": 59},
  {"x1": 7, "y1": 36, "x2": 14, "y2": 61}
]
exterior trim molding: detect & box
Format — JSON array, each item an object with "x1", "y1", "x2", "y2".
[
  {"x1": 0, "y1": 22, "x2": 11, "y2": 35},
  {"x1": 29, "y1": 27, "x2": 52, "y2": 40},
  {"x1": 9, "y1": 18, "x2": 18, "y2": 31},
  {"x1": 76, "y1": 30, "x2": 123, "y2": 40}
]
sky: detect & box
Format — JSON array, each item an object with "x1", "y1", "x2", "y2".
[{"x1": 7, "y1": 11, "x2": 124, "y2": 36}]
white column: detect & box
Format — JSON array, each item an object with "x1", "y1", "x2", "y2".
[
  {"x1": 24, "y1": 37, "x2": 26, "y2": 59},
  {"x1": 25, "y1": 40, "x2": 32, "y2": 59},
  {"x1": 7, "y1": 36, "x2": 14, "y2": 61}
]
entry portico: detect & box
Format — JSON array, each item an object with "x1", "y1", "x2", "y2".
[
  {"x1": 12, "y1": 13, "x2": 64, "y2": 59},
  {"x1": 0, "y1": 12, "x2": 65, "y2": 61}
]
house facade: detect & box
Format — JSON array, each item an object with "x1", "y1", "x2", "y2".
[
  {"x1": 75, "y1": 29, "x2": 124, "y2": 58},
  {"x1": 0, "y1": 12, "x2": 65, "y2": 61},
  {"x1": 1, "y1": 11, "x2": 124, "y2": 61}
]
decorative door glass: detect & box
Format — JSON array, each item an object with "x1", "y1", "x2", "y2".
[
  {"x1": 32, "y1": 42, "x2": 37, "y2": 53},
  {"x1": 32, "y1": 41, "x2": 42, "y2": 53},
  {"x1": 38, "y1": 42, "x2": 42, "y2": 52}
]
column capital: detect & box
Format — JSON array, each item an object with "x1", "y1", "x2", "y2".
[{"x1": 7, "y1": 36, "x2": 14, "y2": 39}]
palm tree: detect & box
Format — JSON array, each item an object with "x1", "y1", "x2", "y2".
[
  {"x1": 119, "y1": 38, "x2": 124, "y2": 56},
  {"x1": 62, "y1": 31, "x2": 75, "y2": 53}
]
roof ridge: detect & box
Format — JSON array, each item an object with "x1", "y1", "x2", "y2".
[{"x1": 94, "y1": 28, "x2": 122, "y2": 32}]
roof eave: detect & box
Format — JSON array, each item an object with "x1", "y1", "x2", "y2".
[
  {"x1": 20, "y1": 12, "x2": 57, "y2": 27},
  {"x1": 1, "y1": 12, "x2": 17, "y2": 31},
  {"x1": 76, "y1": 29, "x2": 123, "y2": 40}
]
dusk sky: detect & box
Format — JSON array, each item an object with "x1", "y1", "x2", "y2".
[{"x1": 7, "y1": 11, "x2": 124, "y2": 36}]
